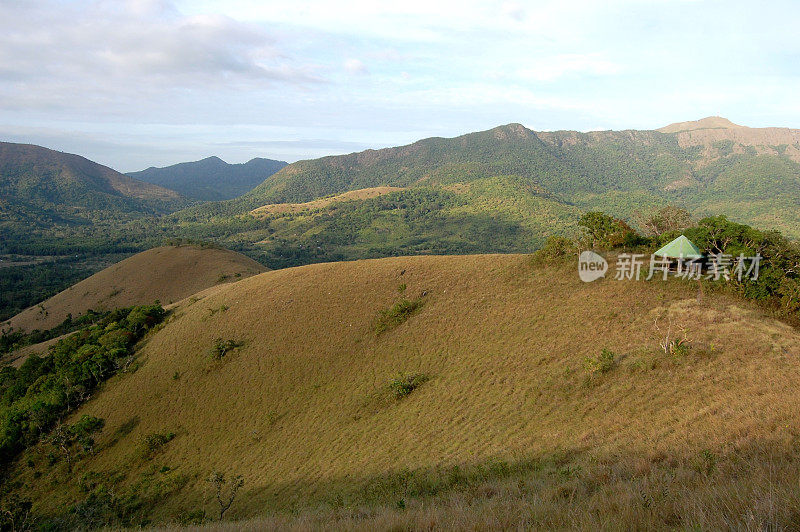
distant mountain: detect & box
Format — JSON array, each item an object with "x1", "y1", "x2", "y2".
[
  {"x1": 211, "y1": 117, "x2": 800, "y2": 236},
  {"x1": 127, "y1": 156, "x2": 288, "y2": 201},
  {"x1": 161, "y1": 117, "x2": 800, "y2": 267},
  {"x1": 0, "y1": 142, "x2": 188, "y2": 232}
]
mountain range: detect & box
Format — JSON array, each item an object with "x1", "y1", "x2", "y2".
[
  {"x1": 127, "y1": 156, "x2": 287, "y2": 201},
  {"x1": 160, "y1": 116, "x2": 800, "y2": 268},
  {"x1": 3, "y1": 116, "x2": 800, "y2": 276},
  {"x1": 230, "y1": 117, "x2": 800, "y2": 235}
]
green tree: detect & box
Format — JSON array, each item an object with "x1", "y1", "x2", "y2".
[{"x1": 578, "y1": 211, "x2": 642, "y2": 250}]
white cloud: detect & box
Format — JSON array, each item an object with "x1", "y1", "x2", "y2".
[
  {"x1": 0, "y1": 0, "x2": 322, "y2": 114},
  {"x1": 501, "y1": 2, "x2": 526, "y2": 21},
  {"x1": 344, "y1": 58, "x2": 369, "y2": 75},
  {"x1": 3, "y1": 0, "x2": 800, "y2": 169}
]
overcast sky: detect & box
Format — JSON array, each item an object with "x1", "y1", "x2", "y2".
[{"x1": 1, "y1": 0, "x2": 799, "y2": 171}]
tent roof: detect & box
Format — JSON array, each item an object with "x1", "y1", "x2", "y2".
[{"x1": 654, "y1": 235, "x2": 703, "y2": 259}]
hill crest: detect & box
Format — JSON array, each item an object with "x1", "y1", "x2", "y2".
[
  {"x1": 658, "y1": 116, "x2": 743, "y2": 133},
  {"x1": 1, "y1": 245, "x2": 266, "y2": 333},
  {"x1": 0, "y1": 142, "x2": 181, "y2": 202}
]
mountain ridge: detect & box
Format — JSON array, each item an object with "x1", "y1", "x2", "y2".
[
  {"x1": 0, "y1": 141, "x2": 189, "y2": 231},
  {"x1": 127, "y1": 155, "x2": 287, "y2": 201}
]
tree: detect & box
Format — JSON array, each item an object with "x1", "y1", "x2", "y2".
[
  {"x1": 578, "y1": 211, "x2": 643, "y2": 250},
  {"x1": 46, "y1": 415, "x2": 105, "y2": 471},
  {"x1": 0, "y1": 495, "x2": 33, "y2": 532},
  {"x1": 207, "y1": 472, "x2": 244, "y2": 520},
  {"x1": 637, "y1": 206, "x2": 693, "y2": 236}
]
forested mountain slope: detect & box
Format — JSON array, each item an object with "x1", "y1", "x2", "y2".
[{"x1": 128, "y1": 156, "x2": 287, "y2": 201}]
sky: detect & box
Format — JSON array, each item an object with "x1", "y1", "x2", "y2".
[{"x1": 1, "y1": 0, "x2": 799, "y2": 172}]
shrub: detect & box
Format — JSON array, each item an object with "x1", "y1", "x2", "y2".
[
  {"x1": 579, "y1": 212, "x2": 644, "y2": 250},
  {"x1": 533, "y1": 235, "x2": 578, "y2": 264},
  {"x1": 584, "y1": 349, "x2": 616, "y2": 374},
  {"x1": 389, "y1": 373, "x2": 429, "y2": 399},
  {"x1": 209, "y1": 339, "x2": 243, "y2": 360},
  {"x1": 139, "y1": 431, "x2": 175, "y2": 459},
  {"x1": 669, "y1": 338, "x2": 691, "y2": 359},
  {"x1": 698, "y1": 449, "x2": 717, "y2": 475},
  {"x1": 375, "y1": 298, "x2": 424, "y2": 333}
]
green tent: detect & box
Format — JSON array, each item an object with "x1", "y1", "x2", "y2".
[{"x1": 653, "y1": 235, "x2": 703, "y2": 259}]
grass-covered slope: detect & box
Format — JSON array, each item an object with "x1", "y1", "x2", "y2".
[
  {"x1": 1, "y1": 245, "x2": 266, "y2": 333},
  {"x1": 247, "y1": 177, "x2": 582, "y2": 268},
  {"x1": 10, "y1": 254, "x2": 800, "y2": 528}
]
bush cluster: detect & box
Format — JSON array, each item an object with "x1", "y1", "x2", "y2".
[
  {"x1": 375, "y1": 298, "x2": 424, "y2": 334},
  {"x1": 584, "y1": 349, "x2": 617, "y2": 374},
  {"x1": 0, "y1": 304, "x2": 166, "y2": 470},
  {"x1": 389, "y1": 373, "x2": 429, "y2": 399}
]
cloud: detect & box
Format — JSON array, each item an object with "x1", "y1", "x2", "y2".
[
  {"x1": 501, "y1": 2, "x2": 525, "y2": 21},
  {"x1": 344, "y1": 58, "x2": 369, "y2": 75},
  {"x1": 0, "y1": 0, "x2": 321, "y2": 113},
  {"x1": 4, "y1": 0, "x2": 800, "y2": 170}
]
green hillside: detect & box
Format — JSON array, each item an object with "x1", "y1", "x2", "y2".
[
  {"x1": 257, "y1": 123, "x2": 799, "y2": 235},
  {"x1": 0, "y1": 143, "x2": 188, "y2": 231},
  {"x1": 161, "y1": 119, "x2": 800, "y2": 268},
  {"x1": 3, "y1": 119, "x2": 800, "y2": 318}
]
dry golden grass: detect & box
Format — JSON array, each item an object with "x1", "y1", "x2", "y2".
[
  {"x1": 249, "y1": 186, "x2": 405, "y2": 216},
  {"x1": 1, "y1": 245, "x2": 266, "y2": 333},
  {"x1": 11, "y1": 254, "x2": 800, "y2": 529}
]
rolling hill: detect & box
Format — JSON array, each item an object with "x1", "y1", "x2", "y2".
[
  {"x1": 0, "y1": 142, "x2": 189, "y2": 231},
  {"x1": 1, "y1": 244, "x2": 266, "y2": 333},
  {"x1": 7, "y1": 254, "x2": 800, "y2": 528},
  {"x1": 128, "y1": 156, "x2": 287, "y2": 201}
]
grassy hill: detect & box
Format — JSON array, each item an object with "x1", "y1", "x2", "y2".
[
  {"x1": 1, "y1": 244, "x2": 266, "y2": 333},
  {"x1": 128, "y1": 156, "x2": 287, "y2": 202},
  {"x1": 7, "y1": 254, "x2": 800, "y2": 528}
]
